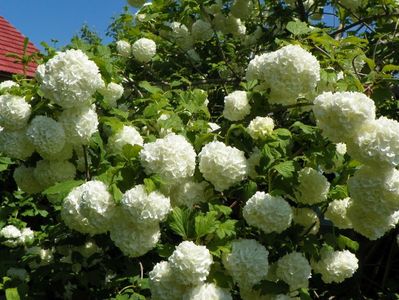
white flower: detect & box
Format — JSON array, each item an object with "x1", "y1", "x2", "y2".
[
  {"x1": 207, "y1": 122, "x2": 220, "y2": 132},
  {"x1": 231, "y1": 0, "x2": 254, "y2": 19},
  {"x1": 168, "y1": 22, "x2": 193, "y2": 50},
  {"x1": 223, "y1": 239, "x2": 269, "y2": 288},
  {"x1": 116, "y1": 40, "x2": 132, "y2": 57},
  {"x1": 6, "y1": 268, "x2": 28, "y2": 281},
  {"x1": 169, "y1": 179, "x2": 210, "y2": 207},
  {"x1": 140, "y1": 133, "x2": 196, "y2": 184},
  {"x1": 121, "y1": 184, "x2": 171, "y2": 224},
  {"x1": 183, "y1": 283, "x2": 232, "y2": 300},
  {"x1": 128, "y1": 0, "x2": 146, "y2": 7},
  {"x1": 108, "y1": 125, "x2": 143, "y2": 154},
  {"x1": 99, "y1": 82, "x2": 124, "y2": 107},
  {"x1": 168, "y1": 241, "x2": 213, "y2": 285},
  {"x1": 276, "y1": 252, "x2": 312, "y2": 290},
  {"x1": 132, "y1": 38, "x2": 156, "y2": 63},
  {"x1": 39, "y1": 143, "x2": 73, "y2": 161},
  {"x1": 0, "y1": 80, "x2": 18, "y2": 90},
  {"x1": 33, "y1": 160, "x2": 76, "y2": 188},
  {"x1": 0, "y1": 129, "x2": 35, "y2": 160},
  {"x1": 223, "y1": 91, "x2": 251, "y2": 121},
  {"x1": 312, "y1": 248, "x2": 358, "y2": 284},
  {"x1": 13, "y1": 165, "x2": 44, "y2": 194},
  {"x1": 61, "y1": 180, "x2": 115, "y2": 235},
  {"x1": 26, "y1": 246, "x2": 54, "y2": 267},
  {"x1": 59, "y1": 105, "x2": 99, "y2": 145},
  {"x1": 293, "y1": 208, "x2": 320, "y2": 235},
  {"x1": 191, "y1": 20, "x2": 213, "y2": 42},
  {"x1": 347, "y1": 117, "x2": 399, "y2": 167},
  {"x1": 246, "y1": 45, "x2": 320, "y2": 105},
  {"x1": 26, "y1": 116, "x2": 66, "y2": 156},
  {"x1": 225, "y1": 15, "x2": 246, "y2": 36},
  {"x1": 35, "y1": 64, "x2": 46, "y2": 82},
  {"x1": 198, "y1": 141, "x2": 248, "y2": 192},
  {"x1": 335, "y1": 143, "x2": 347, "y2": 155},
  {"x1": 0, "y1": 94, "x2": 31, "y2": 130},
  {"x1": 347, "y1": 200, "x2": 399, "y2": 240},
  {"x1": 313, "y1": 92, "x2": 376, "y2": 143},
  {"x1": 295, "y1": 167, "x2": 330, "y2": 205},
  {"x1": 40, "y1": 49, "x2": 104, "y2": 108},
  {"x1": 243, "y1": 191, "x2": 293, "y2": 234},
  {"x1": 348, "y1": 165, "x2": 399, "y2": 212},
  {"x1": 19, "y1": 228, "x2": 34, "y2": 245},
  {"x1": 325, "y1": 198, "x2": 353, "y2": 229},
  {"x1": 149, "y1": 261, "x2": 188, "y2": 300},
  {"x1": 110, "y1": 210, "x2": 160, "y2": 257},
  {"x1": 247, "y1": 116, "x2": 275, "y2": 139},
  {"x1": 0, "y1": 225, "x2": 21, "y2": 247}
]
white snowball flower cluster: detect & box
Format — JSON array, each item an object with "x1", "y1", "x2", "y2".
[
  {"x1": 246, "y1": 45, "x2": 320, "y2": 105},
  {"x1": 347, "y1": 117, "x2": 399, "y2": 167},
  {"x1": 0, "y1": 80, "x2": 18, "y2": 90},
  {"x1": 247, "y1": 116, "x2": 275, "y2": 140},
  {"x1": 108, "y1": 125, "x2": 143, "y2": 154},
  {"x1": 39, "y1": 143, "x2": 73, "y2": 161},
  {"x1": 110, "y1": 214, "x2": 161, "y2": 257},
  {"x1": 99, "y1": 82, "x2": 124, "y2": 107},
  {"x1": 149, "y1": 261, "x2": 188, "y2": 300},
  {"x1": 132, "y1": 38, "x2": 157, "y2": 63},
  {"x1": 61, "y1": 180, "x2": 115, "y2": 235},
  {"x1": 312, "y1": 248, "x2": 358, "y2": 284},
  {"x1": 295, "y1": 167, "x2": 330, "y2": 205},
  {"x1": 223, "y1": 239, "x2": 269, "y2": 288},
  {"x1": 325, "y1": 198, "x2": 353, "y2": 229},
  {"x1": 116, "y1": 40, "x2": 132, "y2": 57},
  {"x1": 26, "y1": 116, "x2": 66, "y2": 156},
  {"x1": 199, "y1": 141, "x2": 248, "y2": 191},
  {"x1": 225, "y1": 15, "x2": 246, "y2": 36},
  {"x1": 335, "y1": 142, "x2": 347, "y2": 155},
  {"x1": 59, "y1": 105, "x2": 99, "y2": 145},
  {"x1": 0, "y1": 95, "x2": 31, "y2": 130},
  {"x1": 0, "y1": 129, "x2": 35, "y2": 160},
  {"x1": 191, "y1": 20, "x2": 213, "y2": 42},
  {"x1": 293, "y1": 208, "x2": 320, "y2": 235},
  {"x1": 169, "y1": 179, "x2": 210, "y2": 207},
  {"x1": 0, "y1": 225, "x2": 34, "y2": 247},
  {"x1": 184, "y1": 283, "x2": 232, "y2": 300},
  {"x1": 140, "y1": 133, "x2": 196, "y2": 184},
  {"x1": 33, "y1": 160, "x2": 76, "y2": 188},
  {"x1": 35, "y1": 64, "x2": 45, "y2": 82},
  {"x1": 121, "y1": 184, "x2": 171, "y2": 224},
  {"x1": 168, "y1": 22, "x2": 193, "y2": 50},
  {"x1": 40, "y1": 49, "x2": 104, "y2": 108},
  {"x1": 312, "y1": 91, "x2": 376, "y2": 143},
  {"x1": 231, "y1": 0, "x2": 254, "y2": 19},
  {"x1": 345, "y1": 166, "x2": 399, "y2": 239},
  {"x1": 26, "y1": 246, "x2": 54, "y2": 268},
  {"x1": 243, "y1": 191, "x2": 293, "y2": 234},
  {"x1": 168, "y1": 241, "x2": 213, "y2": 285},
  {"x1": 276, "y1": 252, "x2": 312, "y2": 290},
  {"x1": 223, "y1": 91, "x2": 250, "y2": 121},
  {"x1": 13, "y1": 165, "x2": 43, "y2": 194}
]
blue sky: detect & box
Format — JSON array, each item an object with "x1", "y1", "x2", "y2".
[{"x1": 0, "y1": 0, "x2": 132, "y2": 49}]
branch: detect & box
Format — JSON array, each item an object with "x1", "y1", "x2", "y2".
[{"x1": 296, "y1": 0, "x2": 308, "y2": 22}]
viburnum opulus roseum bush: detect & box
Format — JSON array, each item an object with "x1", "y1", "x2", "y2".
[{"x1": 1, "y1": 0, "x2": 399, "y2": 299}]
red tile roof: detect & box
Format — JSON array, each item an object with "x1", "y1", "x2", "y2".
[{"x1": 0, "y1": 16, "x2": 39, "y2": 77}]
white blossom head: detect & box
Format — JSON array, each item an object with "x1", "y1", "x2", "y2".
[
  {"x1": 132, "y1": 38, "x2": 157, "y2": 63},
  {"x1": 183, "y1": 283, "x2": 232, "y2": 300},
  {"x1": 0, "y1": 225, "x2": 21, "y2": 247},
  {"x1": 295, "y1": 167, "x2": 330, "y2": 205},
  {"x1": 325, "y1": 198, "x2": 353, "y2": 229},
  {"x1": 191, "y1": 20, "x2": 213, "y2": 42},
  {"x1": 0, "y1": 80, "x2": 18, "y2": 90},
  {"x1": 243, "y1": 191, "x2": 293, "y2": 234},
  {"x1": 99, "y1": 82, "x2": 124, "y2": 107},
  {"x1": 33, "y1": 160, "x2": 76, "y2": 188},
  {"x1": 116, "y1": 40, "x2": 132, "y2": 57},
  {"x1": 61, "y1": 180, "x2": 115, "y2": 235},
  {"x1": 293, "y1": 207, "x2": 320, "y2": 235},
  {"x1": 108, "y1": 125, "x2": 143, "y2": 154},
  {"x1": 199, "y1": 141, "x2": 248, "y2": 192},
  {"x1": 140, "y1": 133, "x2": 196, "y2": 184},
  {"x1": 169, "y1": 179, "x2": 210, "y2": 208},
  {"x1": 231, "y1": 0, "x2": 254, "y2": 19},
  {"x1": 223, "y1": 239, "x2": 269, "y2": 288},
  {"x1": 313, "y1": 91, "x2": 376, "y2": 143},
  {"x1": 13, "y1": 165, "x2": 44, "y2": 194},
  {"x1": 0, "y1": 94, "x2": 31, "y2": 130},
  {"x1": 247, "y1": 116, "x2": 274, "y2": 140},
  {"x1": 276, "y1": 252, "x2": 312, "y2": 290},
  {"x1": 0, "y1": 129, "x2": 35, "y2": 160},
  {"x1": 40, "y1": 49, "x2": 104, "y2": 108},
  {"x1": 168, "y1": 241, "x2": 213, "y2": 285},
  {"x1": 223, "y1": 91, "x2": 251, "y2": 121}
]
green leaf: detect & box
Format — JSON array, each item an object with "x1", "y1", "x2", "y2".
[
  {"x1": 0, "y1": 157, "x2": 13, "y2": 172},
  {"x1": 5, "y1": 288, "x2": 20, "y2": 300},
  {"x1": 109, "y1": 183, "x2": 123, "y2": 203},
  {"x1": 169, "y1": 207, "x2": 195, "y2": 240},
  {"x1": 337, "y1": 235, "x2": 359, "y2": 252},
  {"x1": 195, "y1": 211, "x2": 218, "y2": 239},
  {"x1": 215, "y1": 219, "x2": 237, "y2": 239},
  {"x1": 273, "y1": 161, "x2": 295, "y2": 178},
  {"x1": 122, "y1": 144, "x2": 142, "y2": 160},
  {"x1": 143, "y1": 178, "x2": 157, "y2": 193},
  {"x1": 42, "y1": 180, "x2": 85, "y2": 198},
  {"x1": 255, "y1": 280, "x2": 289, "y2": 295},
  {"x1": 209, "y1": 204, "x2": 232, "y2": 216},
  {"x1": 139, "y1": 81, "x2": 163, "y2": 94},
  {"x1": 286, "y1": 21, "x2": 311, "y2": 35},
  {"x1": 382, "y1": 64, "x2": 399, "y2": 72},
  {"x1": 299, "y1": 288, "x2": 312, "y2": 300}
]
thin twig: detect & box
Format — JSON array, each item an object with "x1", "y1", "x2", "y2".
[{"x1": 82, "y1": 145, "x2": 91, "y2": 181}]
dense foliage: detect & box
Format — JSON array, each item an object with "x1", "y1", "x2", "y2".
[{"x1": 1, "y1": 0, "x2": 399, "y2": 299}]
